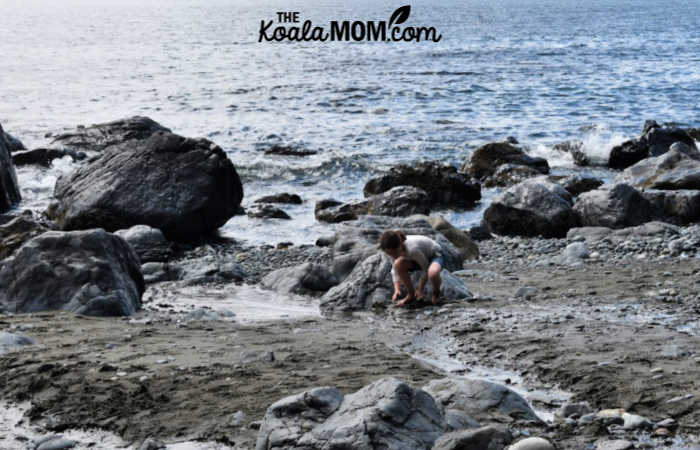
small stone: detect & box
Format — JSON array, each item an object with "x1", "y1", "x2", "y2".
[
  {"x1": 596, "y1": 440, "x2": 633, "y2": 450},
  {"x1": 622, "y1": 412, "x2": 653, "y2": 430},
  {"x1": 558, "y1": 402, "x2": 593, "y2": 419},
  {"x1": 139, "y1": 437, "x2": 166, "y2": 450},
  {"x1": 650, "y1": 367, "x2": 663, "y2": 373},
  {"x1": 657, "y1": 418, "x2": 676, "y2": 428},
  {"x1": 230, "y1": 410, "x2": 246, "y2": 426},
  {"x1": 596, "y1": 408, "x2": 625, "y2": 418},
  {"x1": 507, "y1": 437, "x2": 554, "y2": 450},
  {"x1": 666, "y1": 394, "x2": 694, "y2": 403},
  {"x1": 515, "y1": 286, "x2": 538, "y2": 299},
  {"x1": 35, "y1": 435, "x2": 77, "y2": 450}
]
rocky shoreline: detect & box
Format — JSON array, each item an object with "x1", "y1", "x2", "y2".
[{"x1": 1, "y1": 117, "x2": 699, "y2": 449}]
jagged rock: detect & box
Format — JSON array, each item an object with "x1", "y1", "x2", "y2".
[
  {"x1": 0, "y1": 123, "x2": 21, "y2": 213},
  {"x1": 255, "y1": 377, "x2": 447, "y2": 450},
  {"x1": 49, "y1": 116, "x2": 171, "y2": 152},
  {"x1": 363, "y1": 162, "x2": 481, "y2": 208},
  {"x1": 0, "y1": 331, "x2": 34, "y2": 355},
  {"x1": 549, "y1": 174, "x2": 604, "y2": 197},
  {"x1": 615, "y1": 148, "x2": 700, "y2": 190},
  {"x1": 114, "y1": 225, "x2": 174, "y2": 263},
  {"x1": 573, "y1": 184, "x2": 659, "y2": 228},
  {"x1": 432, "y1": 426, "x2": 512, "y2": 450},
  {"x1": 12, "y1": 148, "x2": 87, "y2": 167},
  {"x1": 52, "y1": 131, "x2": 243, "y2": 240},
  {"x1": 484, "y1": 164, "x2": 542, "y2": 187},
  {"x1": 425, "y1": 215, "x2": 479, "y2": 260},
  {"x1": 609, "y1": 120, "x2": 698, "y2": 169},
  {"x1": 3, "y1": 130, "x2": 26, "y2": 152},
  {"x1": 261, "y1": 262, "x2": 338, "y2": 296},
  {"x1": 423, "y1": 378, "x2": 542, "y2": 424},
  {"x1": 0, "y1": 211, "x2": 49, "y2": 259},
  {"x1": 642, "y1": 189, "x2": 700, "y2": 224},
  {"x1": 316, "y1": 186, "x2": 430, "y2": 224},
  {"x1": 483, "y1": 178, "x2": 580, "y2": 238},
  {"x1": 463, "y1": 141, "x2": 549, "y2": 180},
  {"x1": 247, "y1": 203, "x2": 291, "y2": 220},
  {"x1": 254, "y1": 193, "x2": 302, "y2": 204},
  {"x1": 0, "y1": 229, "x2": 144, "y2": 316},
  {"x1": 553, "y1": 140, "x2": 590, "y2": 166}
]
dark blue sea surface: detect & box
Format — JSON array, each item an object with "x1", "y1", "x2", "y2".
[{"x1": 2, "y1": 0, "x2": 699, "y2": 243}]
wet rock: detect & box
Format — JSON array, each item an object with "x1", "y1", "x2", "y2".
[
  {"x1": 12, "y1": 148, "x2": 86, "y2": 167},
  {"x1": 553, "y1": 241, "x2": 589, "y2": 265},
  {"x1": 3, "y1": 130, "x2": 26, "y2": 152},
  {"x1": 432, "y1": 426, "x2": 512, "y2": 450},
  {"x1": 469, "y1": 225, "x2": 493, "y2": 241},
  {"x1": 49, "y1": 116, "x2": 171, "y2": 152},
  {"x1": 622, "y1": 412, "x2": 653, "y2": 430},
  {"x1": 595, "y1": 440, "x2": 633, "y2": 450},
  {"x1": 0, "y1": 211, "x2": 49, "y2": 259},
  {"x1": 261, "y1": 262, "x2": 339, "y2": 296},
  {"x1": 566, "y1": 226, "x2": 613, "y2": 243},
  {"x1": 515, "y1": 286, "x2": 538, "y2": 299},
  {"x1": 177, "y1": 257, "x2": 247, "y2": 285},
  {"x1": 609, "y1": 120, "x2": 698, "y2": 169},
  {"x1": 463, "y1": 141, "x2": 550, "y2": 180},
  {"x1": 425, "y1": 215, "x2": 479, "y2": 261},
  {"x1": 255, "y1": 377, "x2": 446, "y2": 450},
  {"x1": 553, "y1": 140, "x2": 590, "y2": 166},
  {"x1": 423, "y1": 378, "x2": 542, "y2": 424},
  {"x1": 364, "y1": 161, "x2": 481, "y2": 208},
  {"x1": 573, "y1": 184, "x2": 659, "y2": 228},
  {"x1": 483, "y1": 178, "x2": 580, "y2": 238},
  {"x1": 507, "y1": 437, "x2": 553, "y2": 450},
  {"x1": 0, "y1": 123, "x2": 21, "y2": 213},
  {"x1": 34, "y1": 435, "x2": 76, "y2": 450},
  {"x1": 0, "y1": 229, "x2": 144, "y2": 316},
  {"x1": 141, "y1": 262, "x2": 183, "y2": 284},
  {"x1": 642, "y1": 189, "x2": 700, "y2": 224},
  {"x1": 115, "y1": 225, "x2": 174, "y2": 263},
  {"x1": 615, "y1": 148, "x2": 700, "y2": 190},
  {"x1": 138, "y1": 438, "x2": 166, "y2": 450},
  {"x1": 254, "y1": 193, "x2": 302, "y2": 204},
  {"x1": 444, "y1": 409, "x2": 481, "y2": 430},
  {"x1": 316, "y1": 186, "x2": 431, "y2": 223},
  {"x1": 484, "y1": 164, "x2": 542, "y2": 187},
  {"x1": 549, "y1": 174, "x2": 604, "y2": 197},
  {"x1": 0, "y1": 331, "x2": 34, "y2": 355},
  {"x1": 247, "y1": 203, "x2": 291, "y2": 220},
  {"x1": 52, "y1": 131, "x2": 243, "y2": 240},
  {"x1": 558, "y1": 402, "x2": 593, "y2": 419},
  {"x1": 263, "y1": 144, "x2": 317, "y2": 156}
]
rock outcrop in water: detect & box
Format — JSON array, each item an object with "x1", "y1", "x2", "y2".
[
  {"x1": 315, "y1": 186, "x2": 430, "y2": 223},
  {"x1": 614, "y1": 147, "x2": 700, "y2": 190},
  {"x1": 51, "y1": 131, "x2": 243, "y2": 240},
  {"x1": 0, "y1": 229, "x2": 144, "y2": 316},
  {"x1": 572, "y1": 184, "x2": 659, "y2": 228},
  {"x1": 363, "y1": 162, "x2": 481, "y2": 208},
  {"x1": 483, "y1": 178, "x2": 580, "y2": 238},
  {"x1": 463, "y1": 141, "x2": 549, "y2": 181},
  {"x1": 0, "y1": 124, "x2": 21, "y2": 213},
  {"x1": 255, "y1": 377, "x2": 447, "y2": 450},
  {"x1": 49, "y1": 116, "x2": 171, "y2": 152},
  {"x1": 608, "y1": 120, "x2": 698, "y2": 170}
]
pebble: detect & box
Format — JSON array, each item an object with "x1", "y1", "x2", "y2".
[
  {"x1": 34, "y1": 435, "x2": 76, "y2": 450},
  {"x1": 666, "y1": 394, "x2": 694, "y2": 403},
  {"x1": 653, "y1": 427, "x2": 671, "y2": 437},
  {"x1": 597, "y1": 409, "x2": 625, "y2": 418},
  {"x1": 657, "y1": 418, "x2": 676, "y2": 428},
  {"x1": 622, "y1": 412, "x2": 653, "y2": 430},
  {"x1": 596, "y1": 440, "x2": 633, "y2": 450},
  {"x1": 507, "y1": 437, "x2": 554, "y2": 450}
]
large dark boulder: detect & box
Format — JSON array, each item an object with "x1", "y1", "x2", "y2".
[
  {"x1": 573, "y1": 184, "x2": 659, "y2": 228},
  {"x1": 615, "y1": 147, "x2": 700, "y2": 190},
  {"x1": 483, "y1": 179, "x2": 580, "y2": 238},
  {"x1": 483, "y1": 164, "x2": 542, "y2": 188},
  {"x1": 51, "y1": 131, "x2": 243, "y2": 240},
  {"x1": 642, "y1": 190, "x2": 700, "y2": 225},
  {"x1": 0, "y1": 124, "x2": 21, "y2": 213},
  {"x1": 609, "y1": 120, "x2": 698, "y2": 169},
  {"x1": 49, "y1": 116, "x2": 171, "y2": 152},
  {"x1": 363, "y1": 162, "x2": 481, "y2": 208},
  {"x1": 255, "y1": 377, "x2": 447, "y2": 450},
  {"x1": 316, "y1": 186, "x2": 430, "y2": 224},
  {"x1": 0, "y1": 229, "x2": 144, "y2": 316},
  {"x1": 463, "y1": 142, "x2": 549, "y2": 180},
  {"x1": 3, "y1": 131, "x2": 26, "y2": 152}
]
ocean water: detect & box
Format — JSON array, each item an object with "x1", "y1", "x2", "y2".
[{"x1": 2, "y1": 0, "x2": 699, "y2": 244}]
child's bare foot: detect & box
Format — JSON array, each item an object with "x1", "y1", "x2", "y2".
[{"x1": 396, "y1": 295, "x2": 416, "y2": 307}]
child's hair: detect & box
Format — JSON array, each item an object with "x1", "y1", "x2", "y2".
[{"x1": 378, "y1": 230, "x2": 407, "y2": 251}]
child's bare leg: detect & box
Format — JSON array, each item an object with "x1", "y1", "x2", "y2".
[
  {"x1": 394, "y1": 257, "x2": 416, "y2": 305},
  {"x1": 428, "y1": 261, "x2": 442, "y2": 304}
]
